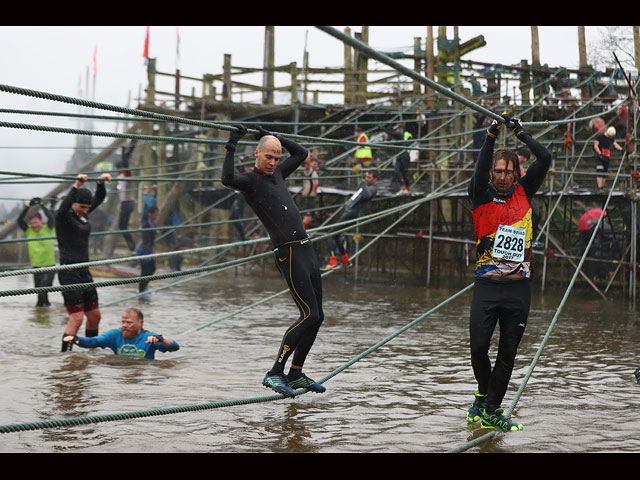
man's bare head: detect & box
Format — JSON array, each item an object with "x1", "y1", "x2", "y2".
[{"x1": 254, "y1": 135, "x2": 282, "y2": 175}]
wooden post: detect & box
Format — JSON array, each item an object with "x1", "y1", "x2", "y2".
[
  {"x1": 223, "y1": 54, "x2": 232, "y2": 101},
  {"x1": 145, "y1": 57, "x2": 156, "y2": 105},
  {"x1": 531, "y1": 26, "x2": 540, "y2": 66},
  {"x1": 303, "y1": 51, "x2": 309, "y2": 104},
  {"x1": 531, "y1": 27, "x2": 542, "y2": 102},
  {"x1": 578, "y1": 26, "x2": 589, "y2": 100},
  {"x1": 520, "y1": 59, "x2": 530, "y2": 104},
  {"x1": 453, "y1": 26, "x2": 460, "y2": 91},
  {"x1": 263, "y1": 26, "x2": 275, "y2": 105},
  {"x1": 290, "y1": 61, "x2": 298, "y2": 105},
  {"x1": 426, "y1": 27, "x2": 435, "y2": 108},
  {"x1": 436, "y1": 26, "x2": 448, "y2": 87},
  {"x1": 355, "y1": 26, "x2": 369, "y2": 105},
  {"x1": 175, "y1": 69, "x2": 181, "y2": 109},
  {"x1": 413, "y1": 37, "x2": 422, "y2": 96},
  {"x1": 344, "y1": 26, "x2": 353, "y2": 105}
]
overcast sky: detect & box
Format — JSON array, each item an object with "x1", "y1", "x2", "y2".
[{"x1": 0, "y1": 26, "x2": 610, "y2": 206}]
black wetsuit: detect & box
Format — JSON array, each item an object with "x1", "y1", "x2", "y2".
[
  {"x1": 595, "y1": 132, "x2": 614, "y2": 173},
  {"x1": 222, "y1": 134, "x2": 324, "y2": 375},
  {"x1": 383, "y1": 126, "x2": 412, "y2": 192},
  {"x1": 472, "y1": 115, "x2": 487, "y2": 163},
  {"x1": 136, "y1": 192, "x2": 157, "y2": 293},
  {"x1": 468, "y1": 126, "x2": 551, "y2": 414},
  {"x1": 327, "y1": 180, "x2": 377, "y2": 256},
  {"x1": 55, "y1": 184, "x2": 106, "y2": 312},
  {"x1": 117, "y1": 142, "x2": 136, "y2": 251}
]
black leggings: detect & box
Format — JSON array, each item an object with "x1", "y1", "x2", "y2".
[
  {"x1": 271, "y1": 239, "x2": 324, "y2": 374},
  {"x1": 469, "y1": 277, "x2": 531, "y2": 412},
  {"x1": 327, "y1": 211, "x2": 357, "y2": 256},
  {"x1": 139, "y1": 260, "x2": 156, "y2": 292},
  {"x1": 33, "y1": 270, "x2": 55, "y2": 306},
  {"x1": 119, "y1": 200, "x2": 136, "y2": 251},
  {"x1": 391, "y1": 151, "x2": 410, "y2": 191}
]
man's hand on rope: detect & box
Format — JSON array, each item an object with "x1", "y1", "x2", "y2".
[
  {"x1": 74, "y1": 174, "x2": 88, "y2": 189},
  {"x1": 226, "y1": 124, "x2": 247, "y2": 151},
  {"x1": 98, "y1": 172, "x2": 112, "y2": 184},
  {"x1": 253, "y1": 125, "x2": 276, "y2": 141}
]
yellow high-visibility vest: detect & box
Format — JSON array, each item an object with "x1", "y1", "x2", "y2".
[
  {"x1": 404, "y1": 130, "x2": 413, "y2": 152},
  {"x1": 354, "y1": 132, "x2": 372, "y2": 160}
]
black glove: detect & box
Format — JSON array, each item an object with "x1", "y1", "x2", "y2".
[
  {"x1": 253, "y1": 126, "x2": 274, "y2": 141},
  {"x1": 509, "y1": 117, "x2": 526, "y2": 137},
  {"x1": 487, "y1": 117, "x2": 503, "y2": 137},
  {"x1": 29, "y1": 197, "x2": 42, "y2": 206},
  {"x1": 226, "y1": 125, "x2": 247, "y2": 151}
]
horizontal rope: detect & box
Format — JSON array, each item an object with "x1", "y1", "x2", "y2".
[{"x1": 0, "y1": 272, "x2": 474, "y2": 435}]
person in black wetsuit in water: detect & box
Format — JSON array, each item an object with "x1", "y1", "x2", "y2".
[
  {"x1": 56, "y1": 173, "x2": 111, "y2": 352},
  {"x1": 222, "y1": 125, "x2": 325, "y2": 398}
]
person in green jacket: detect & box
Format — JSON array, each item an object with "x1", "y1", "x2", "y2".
[{"x1": 17, "y1": 198, "x2": 56, "y2": 307}]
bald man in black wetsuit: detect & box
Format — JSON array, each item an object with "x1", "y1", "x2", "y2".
[{"x1": 222, "y1": 125, "x2": 325, "y2": 398}]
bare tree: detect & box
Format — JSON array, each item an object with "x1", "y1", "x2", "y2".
[{"x1": 588, "y1": 26, "x2": 636, "y2": 71}]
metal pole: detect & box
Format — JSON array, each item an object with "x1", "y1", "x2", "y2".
[
  {"x1": 541, "y1": 158, "x2": 554, "y2": 292},
  {"x1": 630, "y1": 198, "x2": 636, "y2": 305},
  {"x1": 427, "y1": 174, "x2": 435, "y2": 286},
  {"x1": 354, "y1": 225, "x2": 360, "y2": 282},
  {"x1": 631, "y1": 94, "x2": 638, "y2": 308}
]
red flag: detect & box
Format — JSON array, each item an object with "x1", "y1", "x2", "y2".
[
  {"x1": 142, "y1": 26, "x2": 149, "y2": 63},
  {"x1": 175, "y1": 26, "x2": 180, "y2": 68},
  {"x1": 93, "y1": 45, "x2": 98, "y2": 75}
]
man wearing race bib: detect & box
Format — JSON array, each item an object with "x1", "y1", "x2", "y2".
[{"x1": 466, "y1": 113, "x2": 551, "y2": 432}]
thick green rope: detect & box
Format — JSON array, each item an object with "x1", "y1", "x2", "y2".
[
  {"x1": 1, "y1": 46, "x2": 633, "y2": 446},
  {"x1": 0, "y1": 281, "x2": 474, "y2": 434}
]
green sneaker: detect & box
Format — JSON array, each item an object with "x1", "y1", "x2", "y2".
[
  {"x1": 481, "y1": 408, "x2": 524, "y2": 432},
  {"x1": 466, "y1": 392, "x2": 487, "y2": 423},
  {"x1": 287, "y1": 374, "x2": 326, "y2": 393},
  {"x1": 262, "y1": 372, "x2": 295, "y2": 398}
]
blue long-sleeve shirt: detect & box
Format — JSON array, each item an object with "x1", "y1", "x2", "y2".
[{"x1": 76, "y1": 328, "x2": 179, "y2": 359}]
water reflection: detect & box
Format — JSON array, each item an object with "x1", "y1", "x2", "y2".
[{"x1": 1, "y1": 272, "x2": 639, "y2": 452}]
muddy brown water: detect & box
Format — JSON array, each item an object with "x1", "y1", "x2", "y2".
[{"x1": 1, "y1": 266, "x2": 639, "y2": 453}]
